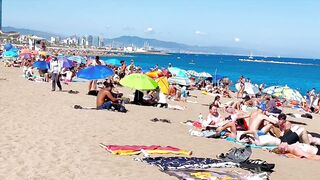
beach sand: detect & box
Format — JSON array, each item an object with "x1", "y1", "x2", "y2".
[{"x1": 1, "y1": 65, "x2": 320, "y2": 179}]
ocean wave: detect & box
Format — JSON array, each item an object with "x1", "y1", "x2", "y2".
[{"x1": 239, "y1": 59, "x2": 320, "y2": 66}]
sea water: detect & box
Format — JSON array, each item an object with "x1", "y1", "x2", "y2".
[{"x1": 101, "y1": 54, "x2": 320, "y2": 94}]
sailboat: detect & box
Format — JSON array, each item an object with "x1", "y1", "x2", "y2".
[{"x1": 248, "y1": 52, "x2": 254, "y2": 59}]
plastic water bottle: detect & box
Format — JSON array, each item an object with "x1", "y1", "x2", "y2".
[{"x1": 198, "y1": 113, "x2": 204, "y2": 122}]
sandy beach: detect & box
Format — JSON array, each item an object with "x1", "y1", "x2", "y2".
[{"x1": 1, "y1": 65, "x2": 320, "y2": 180}]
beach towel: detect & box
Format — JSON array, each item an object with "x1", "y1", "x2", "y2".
[
  {"x1": 225, "y1": 137, "x2": 277, "y2": 150},
  {"x1": 135, "y1": 156, "x2": 238, "y2": 170},
  {"x1": 164, "y1": 170, "x2": 269, "y2": 180},
  {"x1": 100, "y1": 144, "x2": 192, "y2": 156}
]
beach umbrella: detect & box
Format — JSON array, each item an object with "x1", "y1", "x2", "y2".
[
  {"x1": 168, "y1": 67, "x2": 189, "y2": 78},
  {"x1": 103, "y1": 58, "x2": 121, "y2": 66},
  {"x1": 68, "y1": 56, "x2": 87, "y2": 64},
  {"x1": 145, "y1": 71, "x2": 163, "y2": 78},
  {"x1": 33, "y1": 61, "x2": 49, "y2": 70},
  {"x1": 199, "y1": 72, "x2": 212, "y2": 78},
  {"x1": 120, "y1": 73, "x2": 158, "y2": 90},
  {"x1": 4, "y1": 43, "x2": 13, "y2": 51},
  {"x1": 187, "y1": 70, "x2": 200, "y2": 77},
  {"x1": 10, "y1": 47, "x2": 19, "y2": 52},
  {"x1": 156, "y1": 77, "x2": 169, "y2": 95},
  {"x1": 270, "y1": 86, "x2": 305, "y2": 102},
  {"x1": 168, "y1": 77, "x2": 193, "y2": 86},
  {"x1": 235, "y1": 82, "x2": 259, "y2": 95},
  {"x1": 58, "y1": 57, "x2": 74, "y2": 68},
  {"x1": 77, "y1": 65, "x2": 114, "y2": 80},
  {"x1": 3, "y1": 51, "x2": 18, "y2": 58},
  {"x1": 263, "y1": 86, "x2": 280, "y2": 95}
]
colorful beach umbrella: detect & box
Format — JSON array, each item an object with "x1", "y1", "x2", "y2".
[
  {"x1": 235, "y1": 82, "x2": 259, "y2": 95},
  {"x1": 120, "y1": 73, "x2": 158, "y2": 90},
  {"x1": 103, "y1": 58, "x2": 121, "y2": 66},
  {"x1": 77, "y1": 65, "x2": 114, "y2": 80},
  {"x1": 4, "y1": 43, "x2": 13, "y2": 51},
  {"x1": 199, "y1": 72, "x2": 212, "y2": 78},
  {"x1": 168, "y1": 67, "x2": 189, "y2": 78},
  {"x1": 3, "y1": 51, "x2": 18, "y2": 58},
  {"x1": 268, "y1": 86, "x2": 305, "y2": 102},
  {"x1": 59, "y1": 57, "x2": 74, "y2": 68},
  {"x1": 168, "y1": 77, "x2": 193, "y2": 86},
  {"x1": 156, "y1": 77, "x2": 169, "y2": 95},
  {"x1": 146, "y1": 71, "x2": 163, "y2": 78},
  {"x1": 68, "y1": 56, "x2": 87, "y2": 64},
  {"x1": 33, "y1": 61, "x2": 49, "y2": 70}
]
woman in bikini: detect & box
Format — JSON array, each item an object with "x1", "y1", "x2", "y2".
[{"x1": 237, "y1": 75, "x2": 245, "y2": 98}]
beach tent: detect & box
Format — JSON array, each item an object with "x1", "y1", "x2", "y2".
[
  {"x1": 168, "y1": 67, "x2": 189, "y2": 78},
  {"x1": 235, "y1": 82, "x2": 259, "y2": 95},
  {"x1": 77, "y1": 65, "x2": 114, "y2": 80},
  {"x1": 120, "y1": 73, "x2": 158, "y2": 90}
]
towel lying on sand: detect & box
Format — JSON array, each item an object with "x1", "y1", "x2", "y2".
[
  {"x1": 164, "y1": 170, "x2": 269, "y2": 180},
  {"x1": 225, "y1": 137, "x2": 277, "y2": 150},
  {"x1": 135, "y1": 156, "x2": 238, "y2": 170},
  {"x1": 100, "y1": 144, "x2": 192, "y2": 156}
]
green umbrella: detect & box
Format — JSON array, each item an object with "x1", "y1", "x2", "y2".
[{"x1": 120, "y1": 73, "x2": 158, "y2": 90}]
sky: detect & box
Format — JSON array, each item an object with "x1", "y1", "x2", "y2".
[{"x1": 3, "y1": 0, "x2": 320, "y2": 58}]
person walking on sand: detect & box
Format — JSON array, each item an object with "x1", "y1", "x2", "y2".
[
  {"x1": 50, "y1": 56, "x2": 62, "y2": 91},
  {"x1": 88, "y1": 56, "x2": 102, "y2": 92},
  {"x1": 237, "y1": 75, "x2": 245, "y2": 98}
]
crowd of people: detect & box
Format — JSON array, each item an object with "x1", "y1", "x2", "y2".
[{"x1": 3, "y1": 46, "x2": 320, "y2": 160}]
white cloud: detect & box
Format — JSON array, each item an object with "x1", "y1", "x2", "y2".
[
  {"x1": 145, "y1": 27, "x2": 155, "y2": 34},
  {"x1": 195, "y1": 30, "x2": 206, "y2": 36},
  {"x1": 234, "y1": 37, "x2": 240, "y2": 42}
]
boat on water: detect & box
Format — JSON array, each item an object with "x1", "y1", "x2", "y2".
[
  {"x1": 189, "y1": 59, "x2": 196, "y2": 65},
  {"x1": 248, "y1": 52, "x2": 254, "y2": 59}
]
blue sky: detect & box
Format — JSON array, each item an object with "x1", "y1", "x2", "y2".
[{"x1": 3, "y1": 0, "x2": 320, "y2": 58}]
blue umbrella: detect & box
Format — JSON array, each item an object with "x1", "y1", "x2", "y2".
[
  {"x1": 33, "y1": 61, "x2": 49, "y2": 70},
  {"x1": 103, "y1": 58, "x2": 121, "y2": 66},
  {"x1": 10, "y1": 47, "x2": 19, "y2": 52},
  {"x1": 77, "y1": 65, "x2": 114, "y2": 80},
  {"x1": 59, "y1": 57, "x2": 74, "y2": 68},
  {"x1": 4, "y1": 43, "x2": 13, "y2": 51},
  {"x1": 67, "y1": 56, "x2": 87, "y2": 64},
  {"x1": 3, "y1": 51, "x2": 18, "y2": 58},
  {"x1": 168, "y1": 67, "x2": 189, "y2": 78}
]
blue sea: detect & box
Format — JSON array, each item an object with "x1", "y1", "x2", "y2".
[{"x1": 101, "y1": 54, "x2": 320, "y2": 94}]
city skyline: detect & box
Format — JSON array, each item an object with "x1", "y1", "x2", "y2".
[{"x1": 2, "y1": 0, "x2": 320, "y2": 58}]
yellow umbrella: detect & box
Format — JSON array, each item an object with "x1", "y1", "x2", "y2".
[
  {"x1": 39, "y1": 51, "x2": 46, "y2": 56},
  {"x1": 156, "y1": 77, "x2": 169, "y2": 95}
]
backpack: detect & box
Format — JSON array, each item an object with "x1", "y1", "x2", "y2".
[{"x1": 217, "y1": 146, "x2": 252, "y2": 163}]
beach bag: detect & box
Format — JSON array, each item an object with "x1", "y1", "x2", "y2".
[{"x1": 217, "y1": 147, "x2": 252, "y2": 163}]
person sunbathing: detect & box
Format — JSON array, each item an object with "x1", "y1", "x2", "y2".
[
  {"x1": 277, "y1": 113, "x2": 320, "y2": 145},
  {"x1": 202, "y1": 104, "x2": 237, "y2": 138},
  {"x1": 276, "y1": 142, "x2": 320, "y2": 160},
  {"x1": 241, "y1": 107, "x2": 278, "y2": 138}
]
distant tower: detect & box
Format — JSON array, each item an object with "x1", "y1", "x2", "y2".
[{"x1": 0, "y1": 0, "x2": 2, "y2": 31}]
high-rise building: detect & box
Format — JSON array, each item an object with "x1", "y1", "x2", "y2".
[
  {"x1": 92, "y1": 36, "x2": 100, "y2": 47},
  {"x1": 86, "y1": 35, "x2": 93, "y2": 46}
]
